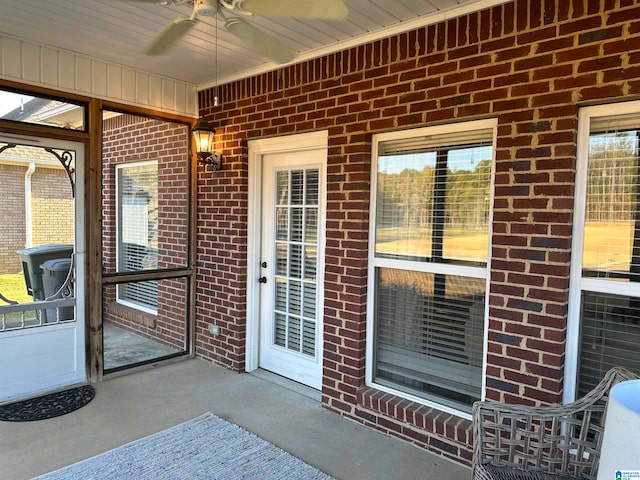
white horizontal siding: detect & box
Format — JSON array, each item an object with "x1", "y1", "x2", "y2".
[{"x1": 0, "y1": 34, "x2": 197, "y2": 117}]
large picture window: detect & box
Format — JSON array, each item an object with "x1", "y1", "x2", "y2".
[
  {"x1": 569, "y1": 103, "x2": 640, "y2": 399},
  {"x1": 115, "y1": 160, "x2": 158, "y2": 313},
  {"x1": 367, "y1": 120, "x2": 494, "y2": 414}
]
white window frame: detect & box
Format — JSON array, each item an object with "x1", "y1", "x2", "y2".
[
  {"x1": 115, "y1": 159, "x2": 158, "y2": 315},
  {"x1": 366, "y1": 119, "x2": 496, "y2": 418},
  {"x1": 565, "y1": 100, "x2": 640, "y2": 402}
]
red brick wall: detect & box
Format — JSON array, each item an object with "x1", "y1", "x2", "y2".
[
  {"x1": 194, "y1": 143, "x2": 248, "y2": 370},
  {"x1": 102, "y1": 114, "x2": 189, "y2": 349},
  {"x1": 196, "y1": 0, "x2": 640, "y2": 465}
]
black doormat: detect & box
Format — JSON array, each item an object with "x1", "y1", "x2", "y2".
[{"x1": 0, "y1": 385, "x2": 95, "y2": 422}]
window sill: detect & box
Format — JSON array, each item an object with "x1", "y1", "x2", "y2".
[{"x1": 356, "y1": 384, "x2": 473, "y2": 460}]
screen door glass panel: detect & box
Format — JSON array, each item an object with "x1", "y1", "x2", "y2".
[
  {"x1": 102, "y1": 277, "x2": 188, "y2": 371},
  {"x1": 101, "y1": 111, "x2": 190, "y2": 373},
  {"x1": 102, "y1": 114, "x2": 188, "y2": 275},
  {"x1": 273, "y1": 169, "x2": 319, "y2": 357}
]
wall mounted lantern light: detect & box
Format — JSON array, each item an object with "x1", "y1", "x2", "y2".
[{"x1": 192, "y1": 118, "x2": 223, "y2": 171}]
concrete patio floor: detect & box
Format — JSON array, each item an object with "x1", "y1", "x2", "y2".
[
  {"x1": 0, "y1": 358, "x2": 471, "y2": 480},
  {"x1": 103, "y1": 322, "x2": 180, "y2": 370}
]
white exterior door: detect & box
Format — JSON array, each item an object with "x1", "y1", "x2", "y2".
[
  {"x1": 0, "y1": 134, "x2": 85, "y2": 402},
  {"x1": 256, "y1": 146, "x2": 325, "y2": 390}
]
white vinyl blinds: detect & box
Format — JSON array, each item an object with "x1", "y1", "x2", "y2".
[{"x1": 374, "y1": 269, "x2": 485, "y2": 407}]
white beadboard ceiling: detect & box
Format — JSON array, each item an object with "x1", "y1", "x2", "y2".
[{"x1": 0, "y1": 0, "x2": 507, "y2": 90}]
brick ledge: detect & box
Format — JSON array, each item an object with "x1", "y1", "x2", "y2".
[{"x1": 355, "y1": 385, "x2": 474, "y2": 466}]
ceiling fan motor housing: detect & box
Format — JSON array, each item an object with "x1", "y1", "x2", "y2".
[
  {"x1": 194, "y1": 0, "x2": 219, "y2": 17},
  {"x1": 146, "y1": 0, "x2": 344, "y2": 62}
]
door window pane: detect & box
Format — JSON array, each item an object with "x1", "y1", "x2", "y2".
[
  {"x1": 271, "y1": 168, "x2": 319, "y2": 358},
  {"x1": 0, "y1": 141, "x2": 76, "y2": 330},
  {"x1": 306, "y1": 170, "x2": 319, "y2": 205},
  {"x1": 291, "y1": 208, "x2": 303, "y2": 241}
]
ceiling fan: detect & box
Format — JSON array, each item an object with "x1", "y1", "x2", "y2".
[{"x1": 128, "y1": 0, "x2": 349, "y2": 64}]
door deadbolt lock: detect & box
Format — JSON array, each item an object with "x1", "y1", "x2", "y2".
[{"x1": 258, "y1": 276, "x2": 267, "y2": 284}]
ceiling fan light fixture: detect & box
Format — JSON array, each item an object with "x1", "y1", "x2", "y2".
[
  {"x1": 140, "y1": 0, "x2": 343, "y2": 63},
  {"x1": 194, "y1": 0, "x2": 218, "y2": 17},
  {"x1": 134, "y1": 0, "x2": 189, "y2": 4}
]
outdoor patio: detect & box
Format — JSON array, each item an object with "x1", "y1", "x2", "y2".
[{"x1": 0, "y1": 358, "x2": 469, "y2": 480}]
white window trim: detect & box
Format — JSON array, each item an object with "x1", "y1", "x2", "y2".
[
  {"x1": 115, "y1": 159, "x2": 158, "y2": 315},
  {"x1": 366, "y1": 119, "x2": 496, "y2": 419},
  {"x1": 565, "y1": 100, "x2": 640, "y2": 403},
  {"x1": 115, "y1": 293, "x2": 158, "y2": 316}
]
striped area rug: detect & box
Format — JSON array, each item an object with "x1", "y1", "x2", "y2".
[{"x1": 33, "y1": 412, "x2": 335, "y2": 480}]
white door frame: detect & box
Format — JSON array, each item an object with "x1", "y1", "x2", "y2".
[{"x1": 246, "y1": 130, "x2": 328, "y2": 374}]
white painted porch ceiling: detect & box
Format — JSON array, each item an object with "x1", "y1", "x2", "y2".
[{"x1": 0, "y1": 0, "x2": 503, "y2": 88}]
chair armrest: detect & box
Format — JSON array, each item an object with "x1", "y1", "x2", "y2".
[
  {"x1": 472, "y1": 367, "x2": 639, "y2": 480},
  {"x1": 472, "y1": 399, "x2": 603, "y2": 479}
]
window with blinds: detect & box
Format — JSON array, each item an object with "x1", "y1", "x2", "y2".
[
  {"x1": 375, "y1": 132, "x2": 492, "y2": 265},
  {"x1": 369, "y1": 120, "x2": 494, "y2": 413},
  {"x1": 573, "y1": 107, "x2": 640, "y2": 396},
  {"x1": 115, "y1": 160, "x2": 158, "y2": 312}
]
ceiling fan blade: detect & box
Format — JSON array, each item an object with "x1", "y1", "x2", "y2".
[
  {"x1": 120, "y1": 0, "x2": 190, "y2": 4},
  {"x1": 235, "y1": 0, "x2": 348, "y2": 19},
  {"x1": 118, "y1": 0, "x2": 190, "y2": 4},
  {"x1": 144, "y1": 16, "x2": 198, "y2": 55},
  {"x1": 224, "y1": 18, "x2": 295, "y2": 64}
]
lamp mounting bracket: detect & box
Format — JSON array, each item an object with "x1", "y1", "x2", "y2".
[{"x1": 198, "y1": 152, "x2": 223, "y2": 171}]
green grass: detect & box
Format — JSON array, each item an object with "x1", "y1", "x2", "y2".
[{"x1": 0, "y1": 273, "x2": 33, "y2": 304}]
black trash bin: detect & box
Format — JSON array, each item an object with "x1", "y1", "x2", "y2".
[
  {"x1": 17, "y1": 244, "x2": 74, "y2": 301},
  {"x1": 40, "y1": 258, "x2": 74, "y2": 323}
]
